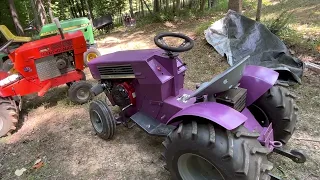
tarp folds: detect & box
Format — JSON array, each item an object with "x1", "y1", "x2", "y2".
[{"x1": 205, "y1": 10, "x2": 304, "y2": 84}]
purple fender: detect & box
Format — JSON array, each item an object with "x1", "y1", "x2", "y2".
[
  {"x1": 239, "y1": 65, "x2": 279, "y2": 106},
  {"x1": 167, "y1": 102, "x2": 247, "y2": 130}
]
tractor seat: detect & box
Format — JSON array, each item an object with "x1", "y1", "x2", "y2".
[{"x1": 0, "y1": 25, "x2": 32, "y2": 43}]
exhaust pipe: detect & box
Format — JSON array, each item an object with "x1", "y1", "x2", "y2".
[
  {"x1": 90, "y1": 84, "x2": 105, "y2": 96},
  {"x1": 53, "y1": 18, "x2": 65, "y2": 40}
]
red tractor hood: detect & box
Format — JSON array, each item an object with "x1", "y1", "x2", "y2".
[
  {"x1": 9, "y1": 31, "x2": 87, "y2": 79},
  {"x1": 11, "y1": 31, "x2": 86, "y2": 57}
]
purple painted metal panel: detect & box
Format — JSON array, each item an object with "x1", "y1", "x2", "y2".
[
  {"x1": 242, "y1": 108, "x2": 263, "y2": 133},
  {"x1": 88, "y1": 49, "x2": 163, "y2": 79},
  {"x1": 157, "y1": 89, "x2": 196, "y2": 124},
  {"x1": 239, "y1": 65, "x2": 279, "y2": 106},
  {"x1": 167, "y1": 102, "x2": 248, "y2": 130},
  {"x1": 141, "y1": 98, "x2": 161, "y2": 119}
]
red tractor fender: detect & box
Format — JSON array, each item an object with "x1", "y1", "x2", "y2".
[{"x1": 166, "y1": 102, "x2": 247, "y2": 130}]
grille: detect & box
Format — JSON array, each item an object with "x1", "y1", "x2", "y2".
[
  {"x1": 35, "y1": 56, "x2": 61, "y2": 81},
  {"x1": 97, "y1": 64, "x2": 135, "y2": 79}
]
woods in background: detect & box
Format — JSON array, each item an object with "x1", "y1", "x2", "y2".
[{"x1": 1, "y1": 0, "x2": 246, "y2": 35}]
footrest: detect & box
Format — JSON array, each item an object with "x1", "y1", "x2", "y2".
[{"x1": 130, "y1": 112, "x2": 175, "y2": 136}]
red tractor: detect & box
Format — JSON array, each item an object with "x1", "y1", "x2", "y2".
[{"x1": 0, "y1": 19, "x2": 93, "y2": 137}]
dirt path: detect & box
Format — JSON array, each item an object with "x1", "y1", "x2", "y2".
[{"x1": 1, "y1": 20, "x2": 320, "y2": 180}]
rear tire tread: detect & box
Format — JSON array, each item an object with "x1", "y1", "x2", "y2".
[
  {"x1": 251, "y1": 85, "x2": 298, "y2": 144},
  {"x1": 163, "y1": 121, "x2": 273, "y2": 180},
  {"x1": 0, "y1": 97, "x2": 19, "y2": 137}
]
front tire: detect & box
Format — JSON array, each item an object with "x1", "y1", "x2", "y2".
[
  {"x1": 162, "y1": 121, "x2": 273, "y2": 180},
  {"x1": 68, "y1": 81, "x2": 93, "y2": 104},
  {"x1": 250, "y1": 85, "x2": 298, "y2": 144},
  {"x1": 89, "y1": 100, "x2": 116, "y2": 140},
  {"x1": 84, "y1": 47, "x2": 101, "y2": 66}
]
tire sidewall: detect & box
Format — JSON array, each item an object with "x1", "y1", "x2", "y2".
[
  {"x1": 68, "y1": 81, "x2": 93, "y2": 104},
  {"x1": 166, "y1": 127, "x2": 238, "y2": 180},
  {"x1": 89, "y1": 101, "x2": 115, "y2": 139},
  {"x1": 0, "y1": 113, "x2": 12, "y2": 137},
  {"x1": 83, "y1": 47, "x2": 101, "y2": 66},
  {"x1": 89, "y1": 103, "x2": 109, "y2": 135}
]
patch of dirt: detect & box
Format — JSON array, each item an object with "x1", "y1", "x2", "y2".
[{"x1": 1, "y1": 9, "x2": 320, "y2": 180}]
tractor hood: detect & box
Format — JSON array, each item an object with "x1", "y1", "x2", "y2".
[
  {"x1": 40, "y1": 17, "x2": 90, "y2": 37},
  {"x1": 13, "y1": 31, "x2": 85, "y2": 54},
  {"x1": 10, "y1": 31, "x2": 87, "y2": 79},
  {"x1": 87, "y1": 49, "x2": 165, "y2": 79}
]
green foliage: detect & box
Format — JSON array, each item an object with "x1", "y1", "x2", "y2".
[
  {"x1": 265, "y1": 11, "x2": 294, "y2": 35},
  {"x1": 0, "y1": 0, "x2": 31, "y2": 32}
]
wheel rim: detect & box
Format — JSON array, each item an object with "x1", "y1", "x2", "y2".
[
  {"x1": 76, "y1": 88, "x2": 90, "y2": 101},
  {"x1": 87, "y1": 52, "x2": 98, "y2": 62},
  {"x1": 178, "y1": 153, "x2": 225, "y2": 180},
  {"x1": 248, "y1": 104, "x2": 270, "y2": 126},
  {"x1": 91, "y1": 110, "x2": 103, "y2": 133}
]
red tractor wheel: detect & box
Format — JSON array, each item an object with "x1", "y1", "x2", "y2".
[{"x1": 0, "y1": 97, "x2": 19, "y2": 137}]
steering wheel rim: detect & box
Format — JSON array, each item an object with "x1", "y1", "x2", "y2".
[{"x1": 154, "y1": 32, "x2": 194, "y2": 53}]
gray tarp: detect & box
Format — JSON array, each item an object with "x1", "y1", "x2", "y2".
[{"x1": 205, "y1": 10, "x2": 304, "y2": 84}]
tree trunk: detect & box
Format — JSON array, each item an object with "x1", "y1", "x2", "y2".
[
  {"x1": 75, "y1": 0, "x2": 84, "y2": 17},
  {"x1": 129, "y1": 0, "x2": 134, "y2": 17},
  {"x1": 143, "y1": 0, "x2": 152, "y2": 14},
  {"x1": 175, "y1": 0, "x2": 181, "y2": 12},
  {"x1": 228, "y1": 0, "x2": 242, "y2": 13},
  {"x1": 140, "y1": 0, "x2": 144, "y2": 16},
  {"x1": 80, "y1": 0, "x2": 87, "y2": 17},
  {"x1": 35, "y1": 0, "x2": 48, "y2": 26},
  {"x1": 165, "y1": 0, "x2": 169, "y2": 11},
  {"x1": 48, "y1": 0, "x2": 54, "y2": 23},
  {"x1": 188, "y1": 0, "x2": 193, "y2": 9},
  {"x1": 40, "y1": 0, "x2": 48, "y2": 23},
  {"x1": 70, "y1": 0, "x2": 80, "y2": 17},
  {"x1": 85, "y1": 0, "x2": 93, "y2": 19},
  {"x1": 256, "y1": 0, "x2": 262, "y2": 21},
  {"x1": 30, "y1": 0, "x2": 41, "y2": 29},
  {"x1": 154, "y1": 0, "x2": 160, "y2": 13},
  {"x1": 8, "y1": 0, "x2": 24, "y2": 35},
  {"x1": 200, "y1": 0, "x2": 205, "y2": 11}
]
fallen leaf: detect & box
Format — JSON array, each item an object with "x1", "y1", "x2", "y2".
[
  {"x1": 32, "y1": 161, "x2": 44, "y2": 169},
  {"x1": 15, "y1": 168, "x2": 27, "y2": 176},
  {"x1": 34, "y1": 158, "x2": 42, "y2": 165},
  {"x1": 32, "y1": 158, "x2": 44, "y2": 169}
]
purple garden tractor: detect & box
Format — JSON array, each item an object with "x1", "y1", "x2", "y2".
[{"x1": 87, "y1": 33, "x2": 306, "y2": 180}]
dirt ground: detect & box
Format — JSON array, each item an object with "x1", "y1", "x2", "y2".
[{"x1": 1, "y1": 3, "x2": 320, "y2": 180}]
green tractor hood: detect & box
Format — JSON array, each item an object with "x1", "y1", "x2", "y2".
[{"x1": 40, "y1": 17, "x2": 95, "y2": 45}]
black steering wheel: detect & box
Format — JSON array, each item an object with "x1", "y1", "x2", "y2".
[{"x1": 154, "y1": 32, "x2": 194, "y2": 53}]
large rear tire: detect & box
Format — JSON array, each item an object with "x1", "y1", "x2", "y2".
[
  {"x1": 0, "y1": 97, "x2": 19, "y2": 137},
  {"x1": 162, "y1": 121, "x2": 273, "y2": 180},
  {"x1": 250, "y1": 85, "x2": 298, "y2": 144}
]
